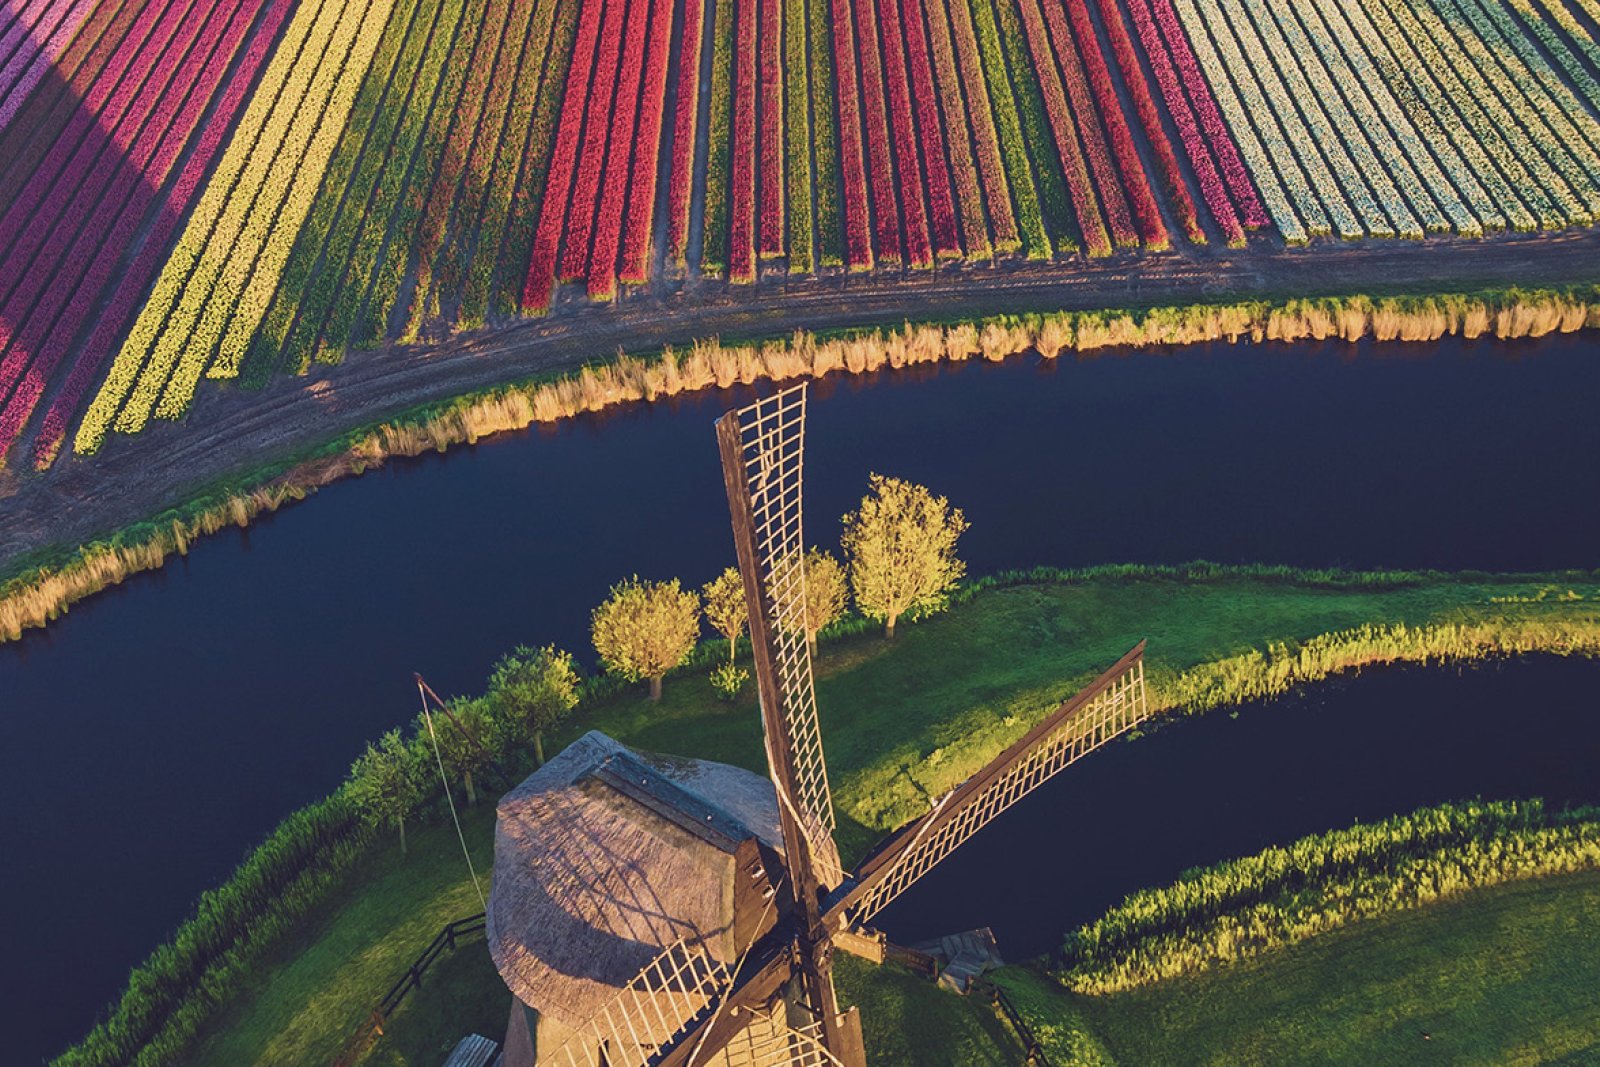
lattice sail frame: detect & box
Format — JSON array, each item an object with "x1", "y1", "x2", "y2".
[
  {"x1": 553, "y1": 939, "x2": 731, "y2": 1067},
  {"x1": 724, "y1": 385, "x2": 844, "y2": 888},
  {"x1": 847, "y1": 651, "x2": 1148, "y2": 924},
  {"x1": 720, "y1": 1011, "x2": 847, "y2": 1067}
]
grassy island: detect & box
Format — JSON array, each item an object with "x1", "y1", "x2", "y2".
[{"x1": 56, "y1": 563, "x2": 1600, "y2": 1066}]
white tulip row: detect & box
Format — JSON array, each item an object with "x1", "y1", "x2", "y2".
[
  {"x1": 1363, "y1": 0, "x2": 1567, "y2": 230},
  {"x1": 1453, "y1": 0, "x2": 1600, "y2": 189},
  {"x1": 1331, "y1": 0, "x2": 1511, "y2": 234},
  {"x1": 1513, "y1": 0, "x2": 1600, "y2": 116},
  {"x1": 1252, "y1": 0, "x2": 1429, "y2": 238},
  {"x1": 1174, "y1": 0, "x2": 1346, "y2": 237},
  {"x1": 1199, "y1": 0, "x2": 1367, "y2": 238},
  {"x1": 1414, "y1": 0, "x2": 1596, "y2": 223},
  {"x1": 1162, "y1": 0, "x2": 1310, "y2": 243}
]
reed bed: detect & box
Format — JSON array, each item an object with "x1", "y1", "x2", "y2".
[{"x1": 7, "y1": 285, "x2": 1599, "y2": 645}]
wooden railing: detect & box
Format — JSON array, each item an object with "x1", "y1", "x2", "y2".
[
  {"x1": 331, "y1": 912, "x2": 488, "y2": 1066},
  {"x1": 979, "y1": 981, "x2": 1056, "y2": 1067}
]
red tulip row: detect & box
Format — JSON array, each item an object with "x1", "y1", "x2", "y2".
[
  {"x1": 1014, "y1": 0, "x2": 1111, "y2": 255},
  {"x1": 940, "y1": 0, "x2": 1019, "y2": 252},
  {"x1": 729, "y1": 0, "x2": 758, "y2": 281},
  {"x1": 522, "y1": 0, "x2": 611, "y2": 311},
  {"x1": 1061, "y1": 0, "x2": 1168, "y2": 249},
  {"x1": 619, "y1": 0, "x2": 677, "y2": 283},
  {"x1": 758, "y1": 0, "x2": 785, "y2": 256},
  {"x1": 666, "y1": 0, "x2": 706, "y2": 263},
  {"x1": 852, "y1": 0, "x2": 903, "y2": 264},
  {"x1": 829, "y1": 0, "x2": 875, "y2": 269},
  {"x1": 918, "y1": 0, "x2": 993, "y2": 258},
  {"x1": 28, "y1": 0, "x2": 293, "y2": 468},
  {"x1": 1146, "y1": 0, "x2": 1266, "y2": 227},
  {"x1": 1043, "y1": 0, "x2": 1139, "y2": 248},
  {"x1": 898, "y1": 0, "x2": 962, "y2": 259},
  {"x1": 559, "y1": 0, "x2": 631, "y2": 281},
  {"x1": 587, "y1": 0, "x2": 656, "y2": 299},
  {"x1": 1091, "y1": 0, "x2": 1212, "y2": 244},
  {"x1": 874, "y1": 0, "x2": 934, "y2": 267}
]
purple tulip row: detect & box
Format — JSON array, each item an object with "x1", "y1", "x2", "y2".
[
  {"x1": 0, "y1": 0, "x2": 224, "y2": 337},
  {"x1": 0, "y1": 0, "x2": 97, "y2": 134},
  {"x1": 19, "y1": 0, "x2": 295, "y2": 468}
]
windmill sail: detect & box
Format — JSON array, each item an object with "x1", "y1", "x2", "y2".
[
  {"x1": 836, "y1": 643, "x2": 1149, "y2": 925},
  {"x1": 716, "y1": 384, "x2": 844, "y2": 889},
  {"x1": 549, "y1": 939, "x2": 731, "y2": 1067}
]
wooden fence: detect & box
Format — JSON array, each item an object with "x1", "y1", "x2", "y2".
[
  {"x1": 331, "y1": 912, "x2": 488, "y2": 1066},
  {"x1": 980, "y1": 980, "x2": 1056, "y2": 1067}
]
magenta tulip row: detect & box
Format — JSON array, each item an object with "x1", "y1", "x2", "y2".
[
  {"x1": 0, "y1": 0, "x2": 96, "y2": 134},
  {"x1": 875, "y1": 0, "x2": 935, "y2": 267},
  {"x1": 729, "y1": 0, "x2": 757, "y2": 281},
  {"x1": 853, "y1": 0, "x2": 904, "y2": 264},
  {"x1": 559, "y1": 0, "x2": 631, "y2": 282},
  {"x1": 900, "y1": 0, "x2": 962, "y2": 258},
  {"x1": 1143, "y1": 0, "x2": 1268, "y2": 228},
  {"x1": 586, "y1": 0, "x2": 658, "y2": 299},
  {"x1": 522, "y1": 0, "x2": 610, "y2": 311},
  {"x1": 758, "y1": 0, "x2": 784, "y2": 256},
  {"x1": 830, "y1": 0, "x2": 875, "y2": 268},
  {"x1": 666, "y1": 0, "x2": 705, "y2": 263},
  {"x1": 619, "y1": 0, "x2": 676, "y2": 284},
  {"x1": 25, "y1": 0, "x2": 295, "y2": 468}
]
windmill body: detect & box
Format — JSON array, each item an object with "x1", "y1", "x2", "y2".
[
  {"x1": 489, "y1": 731, "x2": 791, "y2": 1066},
  {"x1": 486, "y1": 384, "x2": 1151, "y2": 1067}
]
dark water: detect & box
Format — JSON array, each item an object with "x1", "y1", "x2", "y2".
[
  {"x1": 875, "y1": 656, "x2": 1600, "y2": 960},
  {"x1": 3, "y1": 335, "x2": 1599, "y2": 1060}
]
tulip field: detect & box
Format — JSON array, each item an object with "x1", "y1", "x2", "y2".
[{"x1": 0, "y1": 0, "x2": 1597, "y2": 464}]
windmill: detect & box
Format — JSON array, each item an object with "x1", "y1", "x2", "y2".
[{"x1": 487, "y1": 383, "x2": 1149, "y2": 1067}]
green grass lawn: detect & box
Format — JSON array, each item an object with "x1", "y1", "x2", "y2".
[
  {"x1": 998, "y1": 869, "x2": 1600, "y2": 1066},
  {"x1": 176, "y1": 569, "x2": 1600, "y2": 1063}
]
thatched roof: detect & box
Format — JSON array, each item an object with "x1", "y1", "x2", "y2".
[{"x1": 488, "y1": 731, "x2": 783, "y2": 1028}]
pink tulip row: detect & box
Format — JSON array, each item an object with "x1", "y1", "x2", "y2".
[
  {"x1": 0, "y1": 0, "x2": 96, "y2": 134},
  {"x1": 852, "y1": 0, "x2": 903, "y2": 264},
  {"x1": 1062, "y1": 0, "x2": 1169, "y2": 249},
  {"x1": 899, "y1": 0, "x2": 962, "y2": 258},
  {"x1": 829, "y1": 0, "x2": 875, "y2": 268},
  {"x1": 27, "y1": 0, "x2": 294, "y2": 468},
  {"x1": 1091, "y1": 0, "x2": 1212, "y2": 244},
  {"x1": 1014, "y1": 0, "x2": 1111, "y2": 255},
  {"x1": 1146, "y1": 0, "x2": 1267, "y2": 227},
  {"x1": 0, "y1": 0, "x2": 222, "y2": 338},
  {"x1": 666, "y1": 0, "x2": 706, "y2": 263},
  {"x1": 874, "y1": 0, "x2": 934, "y2": 267},
  {"x1": 0, "y1": 0, "x2": 256, "y2": 454},
  {"x1": 619, "y1": 0, "x2": 676, "y2": 283},
  {"x1": 559, "y1": 0, "x2": 631, "y2": 282},
  {"x1": 522, "y1": 0, "x2": 610, "y2": 311},
  {"x1": 1038, "y1": 0, "x2": 1141, "y2": 248},
  {"x1": 758, "y1": 0, "x2": 785, "y2": 256},
  {"x1": 729, "y1": 0, "x2": 758, "y2": 282},
  {"x1": 0, "y1": 0, "x2": 191, "y2": 268},
  {"x1": 586, "y1": 0, "x2": 656, "y2": 299},
  {"x1": 918, "y1": 0, "x2": 994, "y2": 258}
]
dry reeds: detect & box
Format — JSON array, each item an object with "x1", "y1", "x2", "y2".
[{"x1": 6, "y1": 286, "x2": 1597, "y2": 646}]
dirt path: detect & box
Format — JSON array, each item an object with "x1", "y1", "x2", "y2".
[{"x1": 3, "y1": 232, "x2": 1598, "y2": 570}]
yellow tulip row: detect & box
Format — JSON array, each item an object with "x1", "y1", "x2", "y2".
[{"x1": 76, "y1": 0, "x2": 396, "y2": 453}]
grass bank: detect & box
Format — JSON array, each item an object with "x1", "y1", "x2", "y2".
[
  {"x1": 1056, "y1": 798, "x2": 1600, "y2": 993},
  {"x1": 7, "y1": 283, "x2": 1598, "y2": 645},
  {"x1": 998, "y1": 868, "x2": 1600, "y2": 1065},
  {"x1": 63, "y1": 565, "x2": 1600, "y2": 1066}
]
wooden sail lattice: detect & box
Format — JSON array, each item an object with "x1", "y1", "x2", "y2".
[
  {"x1": 552, "y1": 939, "x2": 731, "y2": 1067},
  {"x1": 847, "y1": 649, "x2": 1149, "y2": 924},
  {"x1": 724, "y1": 386, "x2": 843, "y2": 888},
  {"x1": 718, "y1": 1012, "x2": 847, "y2": 1067}
]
